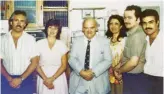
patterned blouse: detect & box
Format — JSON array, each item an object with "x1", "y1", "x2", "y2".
[{"x1": 109, "y1": 37, "x2": 126, "y2": 84}]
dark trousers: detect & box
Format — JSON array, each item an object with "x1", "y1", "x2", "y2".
[
  {"x1": 122, "y1": 73, "x2": 149, "y2": 94},
  {"x1": 145, "y1": 74, "x2": 163, "y2": 94},
  {"x1": 1, "y1": 74, "x2": 35, "y2": 94}
]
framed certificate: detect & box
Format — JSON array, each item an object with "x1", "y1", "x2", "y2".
[{"x1": 82, "y1": 10, "x2": 94, "y2": 18}]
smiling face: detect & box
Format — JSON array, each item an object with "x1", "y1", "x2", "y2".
[
  {"x1": 82, "y1": 19, "x2": 97, "y2": 39},
  {"x1": 47, "y1": 25, "x2": 59, "y2": 38},
  {"x1": 109, "y1": 18, "x2": 122, "y2": 34},
  {"x1": 10, "y1": 14, "x2": 27, "y2": 32},
  {"x1": 142, "y1": 16, "x2": 159, "y2": 36}
]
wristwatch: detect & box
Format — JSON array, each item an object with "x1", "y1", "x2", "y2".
[{"x1": 20, "y1": 77, "x2": 24, "y2": 81}]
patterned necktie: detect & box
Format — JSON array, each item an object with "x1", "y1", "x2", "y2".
[{"x1": 84, "y1": 40, "x2": 91, "y2": 70}]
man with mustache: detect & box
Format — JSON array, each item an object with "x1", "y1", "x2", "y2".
[
  {"x1": 114, "y1": 5, "x2": 148, "y2": 94},
  {"x1": 141, "y1": 9, "x2": 163, "y2": 94},
  {"x1": 0, "y1": 10, "x2": 38, "y2": 94}
]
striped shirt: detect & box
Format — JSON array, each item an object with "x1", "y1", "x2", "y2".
[{"x1": 0, "y1": 31, "x2": 37, "y2": 75}]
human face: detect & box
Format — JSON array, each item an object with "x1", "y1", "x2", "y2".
[
  {"x1": 142, "y1": 16, "x2": 159, "y2": 36},
  {"x1": 124, "y1": 10, "x2": 139, "y2": 30},
  {"x1": 82, "y1": 19, "x2": 97, "y2": 39},
  {"x1": 109, "y1": 19, "x2": 122, "y2": 34},
  {"x1": 47, "y1": 26, "x2": 58, "y2": 37},
  {"x1": 11, "y1": 14, "x2": 27, "y2": 32}
]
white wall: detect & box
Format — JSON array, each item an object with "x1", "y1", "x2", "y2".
[
  {"x1": 69, "y1": 0, "x2": 162, "y2": 37},
  {"x1": 0, "y1": 20, "x2": 9, "y2": 34}
]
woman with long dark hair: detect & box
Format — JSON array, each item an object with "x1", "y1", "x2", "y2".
[{"x1": 106, "y1": 15, "x2": 126, "y2": 94}]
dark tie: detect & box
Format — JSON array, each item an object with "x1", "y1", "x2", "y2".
[{"x1": 84, "y1": 40, "x2": 91, "y2": 70}]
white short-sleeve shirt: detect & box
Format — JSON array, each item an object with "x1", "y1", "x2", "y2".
[
  {"x1": 0, "y1": 31, "x2": 37, "y2": 75},
  {"x1": 144, "y1": 31, "x2": 163, "y2": 77}
]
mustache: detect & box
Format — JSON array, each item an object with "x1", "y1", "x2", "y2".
[
  {"x1": 145, "y1": 28, "x2": 152, "y2": 30},
  {"x1": 16, "y1": 25, "x2": 22, "y2": 28}
]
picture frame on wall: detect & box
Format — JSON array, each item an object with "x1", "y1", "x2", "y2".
[{"x1": 82, "y1": 10, "x2": 94, "y2": 18}]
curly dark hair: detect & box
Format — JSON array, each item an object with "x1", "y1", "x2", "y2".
[{"x1": 106, "y1": 15, "x2": 126, "y2": 41}]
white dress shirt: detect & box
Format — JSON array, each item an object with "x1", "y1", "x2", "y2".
[
  {"x1": 84, "y1": 35, "x2": 97, "y2": 69},
  {"x1": 83, "y1": 35, "x2": 98, "y2": 93},
  {"x1": 144, "y1": 31, "x2": 163, "y2": 77},
  {"x1": 0, "y1": 31, "x2": 37, "y2": 75}
]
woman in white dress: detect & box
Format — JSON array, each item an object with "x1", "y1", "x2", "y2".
[
  {"x1": 106, "y1": 15, "x2": 127, "y2": 94},
  {"x1": 36, "y1": 19, "x2": 69, "y2": 94}
]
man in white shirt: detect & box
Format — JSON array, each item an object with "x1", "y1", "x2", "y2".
[
  {"x1": 0, "y1": 10, "x2": 38, "y2": 94},
  {"x1": 141, "y1": 9, "x2": 163, "y2": 94},
  {"x1": 69, "y1": 18, "x2": 112, "y2": 94}
]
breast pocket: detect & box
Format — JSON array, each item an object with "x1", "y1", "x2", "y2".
[{"x1": 96, "y1": 49, "x2": 104, "y2": 61}]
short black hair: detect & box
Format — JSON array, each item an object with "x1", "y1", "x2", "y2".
[
  {"x1": 9, "y1": 10, "x2": 28, "y2": 30},
  {"x1": 125, "y1": 5, "x2": 142, "y2": 20},
  {"x1": 106, "y1": 15, "x2": 127, "y2": 41},
  {"x1": 141, "y1": 9, "x2": 159, "y2": 23},
  {"x1": 44, "y1": 19, "x2": 61, "y2": 39}
]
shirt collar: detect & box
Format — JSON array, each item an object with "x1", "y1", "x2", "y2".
[
  {"x1": 127, "y1": 25, "x2": 141, "y2": 36},
  {"x1": 9, "y1": 30, "x2": 26, "y2": 38},
  {"x1": 146, "y1": 31, "x2": 161, "y2": 42},
  {"x1": 84, "y1": 34, "x2": 97, "y2": 42}
]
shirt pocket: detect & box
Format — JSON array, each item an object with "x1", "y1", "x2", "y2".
[{"x1": 96, "y1": 48, "x2": 104, "y2": 59}]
